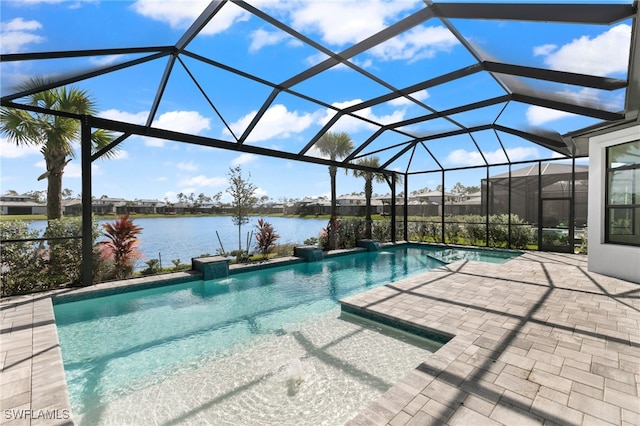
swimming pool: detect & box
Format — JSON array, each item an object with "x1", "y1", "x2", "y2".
[{"x1": 53, "y1": 245, "x2": 520, "y2": 425}]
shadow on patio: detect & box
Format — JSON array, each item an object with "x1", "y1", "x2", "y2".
[{"x1": 342, "y1": 252, "x2": 640, "y2": 425}]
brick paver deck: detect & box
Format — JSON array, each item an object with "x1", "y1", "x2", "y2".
[
  {"x1": 1, "y1": 251, "x2": 638, "y2": 425},
  {"x1": 342, "y1": 252, "x2": 640, "y2": 425}
]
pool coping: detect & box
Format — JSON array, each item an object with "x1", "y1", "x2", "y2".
[
  {"x1": 8, "y1": 243, "x2": 640, "y2": 425},
  {"x1": 0, "y1": 244, "x2": 386, "y2": 425}
]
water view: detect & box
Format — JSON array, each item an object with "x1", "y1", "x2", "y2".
[{"x1": 28, "y1": 216, "x2": 327, "y2": 269}]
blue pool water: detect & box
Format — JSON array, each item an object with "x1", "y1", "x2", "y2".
[{"x1": 53, "y1": 245, "x2": 520, "y2": 424}]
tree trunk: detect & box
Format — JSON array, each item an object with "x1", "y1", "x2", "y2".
[
  {"x1": 237, "y1": 205, "x2": 242, "y2": 253},
  {"x1": 329, "y1": 165, "x2": 337, "y2": 250},
  {"x1": 365, "y1": 176, "x2": 372, "y2": 239},
  {"x1": 45, "y1": 155, "x2": 64, "y2": 220}
]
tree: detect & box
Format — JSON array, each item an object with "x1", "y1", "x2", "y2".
[
  {"x1": 352, "y1": 157, "x2": 401, "y2": 239},
  {"x1": 226, "y1": 166, "x2": 257, "y2": 253},
  {"x1": 25, "y1": 190, "x2": 46, "y2": 203},
  {"x1": 451, "y1": 182, "x2": 467, "y2": 195},
  {"x1": 0, "y1": 78, "x2": 115, "y2": 220},
  {"x1": 314, "y1": 131, "x2": 354, "y2": 249},
  {"x1": 62, "y1": 188, "x2": 74, "y2": 199}
]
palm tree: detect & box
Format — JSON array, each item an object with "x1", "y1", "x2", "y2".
[
  {"x1": 0, "y1": 78, "x2": 115, "y2": 220},
  {"x1": 352, "y1": 156, "x2": 386, "y2": 239},
  {"x1": 352, "y1": 156, "x2": 402, "y2": 239},
  {"x1": 315, "y1": 131, "x2": 354, "y2": 249}
]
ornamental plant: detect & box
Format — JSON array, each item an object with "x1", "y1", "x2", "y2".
[
  {"x1": 99, "y1": 214, "x2": 143, "y2": 280},
  {"x1": 255, "y1": 218, "x2": 280, "y2": 259}
]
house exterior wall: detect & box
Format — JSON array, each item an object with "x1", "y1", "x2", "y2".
[{"x1": 588, "y1": 124, "x2": 640, "y2": 283}]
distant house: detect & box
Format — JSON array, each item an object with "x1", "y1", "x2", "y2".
[
  {"x1": 130, "y1": 199, "x2": 166, "y2": 214},
  {"x1": 336, "y1": 195, "x2": 384, "y2": 216},
  {"x1": 411, "y1": 190, "x2": 461, "y2": 204},
  {"x1": 0, "y1": 193, "x2": 46, "y2": 215},
  {"x1": 62, "y1": 198, "x2": 83, "y2": 216},
  {"x1": 295, "y1": 197, "x2": 331, "y2": 216},
  {"x1": 91, "y1": 197, "x2": 127, "y2": 215}
]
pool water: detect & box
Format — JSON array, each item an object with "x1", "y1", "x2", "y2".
[{"x1": 53, "y1": 245, "x2": 519, "y2": 425}]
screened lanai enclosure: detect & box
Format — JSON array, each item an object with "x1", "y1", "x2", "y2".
[{"x1": 1, "y1": 1, "x2": 639, "y2": 286}]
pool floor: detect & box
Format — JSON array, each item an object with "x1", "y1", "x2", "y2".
[{"x1": 74, "y1": 308, "x2": 440, "y2": 425}]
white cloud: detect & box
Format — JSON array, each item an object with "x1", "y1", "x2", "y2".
[
  {"x1": 351, "y1": 57, "x2": 373, "y2": 69},
  {"x1": 0, "y1": 18, "x2": 44, "y2": 53},
  {"x1": 292, "y1": 3, "x2": 455, "y2": 64},
  {"x1": 526, "y1": 106, "x2": 575, "y2": 126},
  {"x1": 0, "y1": 138, "x2": 41, "y2": 158},
  {"x1": 290, "y1": 0, "x2": 417, "y2": 46},
  {"x1": 305, "y1": 51, "x2": 330, "y2": 67},
  {"x1": 231, "y1": 153, "x2": 257, "y2": 166},
  {"x1": 151, "y1": 111, "x2": 211, "y2": 135},
  {"x1": 255, "y1": 187, "x2": 268, "y2": 197},
  {"x1": 524, "y1": 85, "x2": 622, "y2": 126},
  {"x1": 89, "y1": 55, "x2": 125, "y2": 67},
  {"x1": 227, "y1": 104, "x2": 317, "y2": 143},
  {"x1": 533, "y1": 44, "x2": 556, "y2": 57},
  {"x1": 100, "y1": 109, "x2": 211, "y2": 147},
  {"x1": 388, "y1": 90, "x2": 429, "y2": 107},
  {"x1": 249, "y1": 29, "x2": 288, "y2": 53},
  {"x1": 370, "y1": 25, "x2": 458, "y2": 63},
  {"x1": 445, "y1": 146, "x2": 539, "y2": 166},
  {"x1": 10, "y1": 0, "x2": 93, "y2": 5},
  {"x1": 34, "y1": 160, "x2": 101, "y2": 177},
  {"x1": 536, "y1": 24, "x2": 631, "y2": 75},
  {"x1": 178, "y1": 174, "x2": 226, "y2": 188},
  {"x1": 131, "y1": 0, "x2": 250, "y2": 35},
  {"x1": 318, "y1": 99, "x2": 406, "y2": 133},
  {"x1": 99, "y1": 109, "x2": 148, "y2": 124},
  {"x1": 2, "y1": 17, "x2": 41, "y2": 32},
  {"x1": 177, "y1": 161, "x2": 199, "y2": 171},
  {"x1": 153, "y1": 110, "x2": 211, "y2": 134}
]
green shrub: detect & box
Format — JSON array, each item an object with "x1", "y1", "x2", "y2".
[
  {"x1": 1, "y1": 221, "x2": 46, "y2": 296},
  {"x1": 463, "y1": 216, "x2": 486, "y2": 245},
  {"x1": 445, "y1": 222, "x2": 462, "y2": 244},
  {"x1": 1, "y1": 218, "x2": 107, "y2": 296},
  {"x1": 141, "y1": 259, "x2": 161, "y2": 276},
  {"x1": 303, "y1": 237, "x2": 318, "y2": 246},
  {"x1": 371, "y1": 220, "x2": 392, "y2": 242}
]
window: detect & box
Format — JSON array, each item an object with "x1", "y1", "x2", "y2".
[{"x1": 606, "y1": 140, "x2": 640, "y2": 246}]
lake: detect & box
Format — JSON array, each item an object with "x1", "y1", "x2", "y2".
[{"x1": 27, "y1": 216, "x2": 328, "y2": 270}]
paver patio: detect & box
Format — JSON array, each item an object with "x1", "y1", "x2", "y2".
[
  {"x1": 1, "y1": 251, "x2": 638, "y2": 425},
  {"x1": 342, "y1": 252, "x2": 640, "y2": 425}
]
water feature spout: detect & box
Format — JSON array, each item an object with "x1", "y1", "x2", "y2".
[{"x1": 294, "y1": 246, "x2": 324, "y2": 262}]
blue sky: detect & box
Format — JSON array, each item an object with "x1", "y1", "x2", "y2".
[{"x1": 0, "y1": 0, "x2": 632, "y2": 203}]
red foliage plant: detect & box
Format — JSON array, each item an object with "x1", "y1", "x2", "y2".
[
  {"x1": 99, "y1": 214, "x2": 143, "y2": 279},
  {"x1": 255, "y1": 218, "x2": 280, "y2": 259}
]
